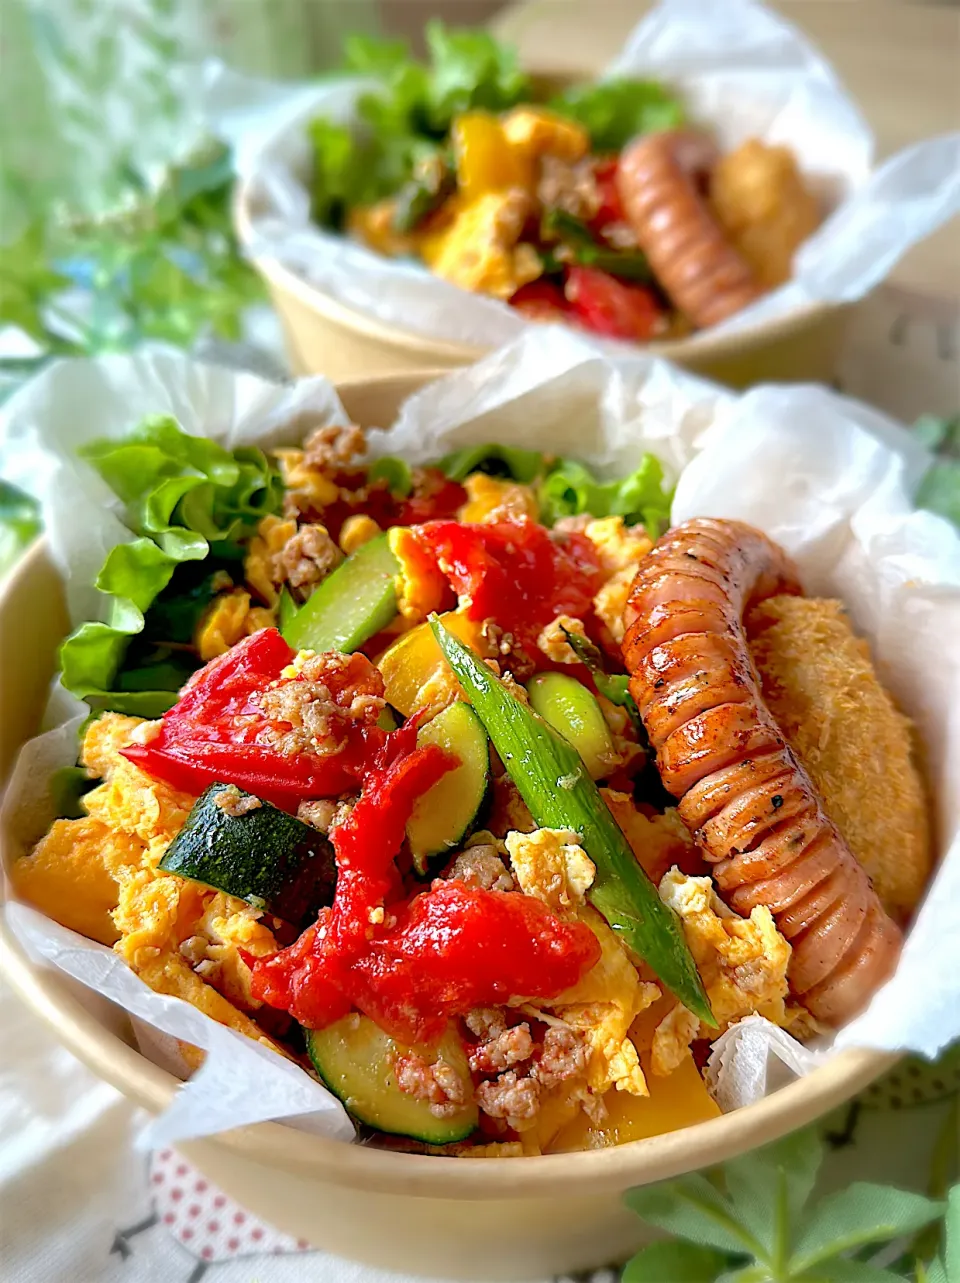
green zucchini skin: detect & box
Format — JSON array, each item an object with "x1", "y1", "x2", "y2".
[
  {"x1": 305, "y1": 1016, "x2": 478, "y2": 1144},
  {"x1": 159, "y1": 783, "x2": 336, "y2": 927},
  {"x1": 406, "y1": 701, "x2": 490, "y2": 875},
  {"x1": 526, "y1": 671, "x2": 616, "y2": 780},
  {"x1": 281, "y1": 534, "x2": 398, "y2": 654}
]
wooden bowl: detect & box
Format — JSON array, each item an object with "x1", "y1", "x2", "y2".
[
  {"x1": 0, "y1": 371, "x2": 893, "y2": 1281},
  {"x1": 234, "y1": 180, "x2": 852, "y2": 389}
]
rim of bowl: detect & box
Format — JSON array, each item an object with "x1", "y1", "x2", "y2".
[{"x1": 232, "y1": 177, "x2": 837, "y2": 366}]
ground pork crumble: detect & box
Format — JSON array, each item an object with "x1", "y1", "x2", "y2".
[
  {"x1": 213, "y1": 785, "x2": 262, "y2": 817},
  {"x1": 302, "y1": 422, "x2": 367, "y2": 471},
  {"x1": 394, "y1": 1052, "x2": 471, "y2": 1119},
  {"x1": 255, "y1": 651, "x2": 385, "y2": 757},
  {"x1": 296, "y1": 797, "x2": 355, "y2": 835},
  {"x1": 276, "y1": 522, "x2": 343, "y2": 597},
  {"x1": 462, "y1": 1010, "x2": 595, "y2": 1132},
  {"x1": 445, "y1": 842, "x2": 515, "y2": 892}
]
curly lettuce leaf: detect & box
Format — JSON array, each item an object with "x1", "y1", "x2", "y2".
[
  {"x1": 311, "y1": 23, "x2": 530, "y2": 228},
  {"x1": 421, "y1": 21, "x2": 529, "y2": 134},
  {"x1": 550, "y1": 78, "x2": 685, "y2": 152},
  {"x1": 438, "y1": 443, "x2": 545, "y2": 483},
  {"x1": 59, "y1": 416, "x2": 282, "y2": 714},
  {"x1": 538, "y1": 453, "x2": 673, "y2": 536},
  {"x1": 914, "y1": 414, "x2": 960, "y2": 528}
]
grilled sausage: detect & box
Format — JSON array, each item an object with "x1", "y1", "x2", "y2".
[
  {"x1": 622, "y1": 517, "x2": 902, "y2": 1025},
  {"x1": 616, "y1": 130, "x2": 763, "y2": 328}
]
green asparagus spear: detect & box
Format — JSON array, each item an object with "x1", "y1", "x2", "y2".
[{"x1": 430, "y1": 616, "x2": 714, "y2": 1026}]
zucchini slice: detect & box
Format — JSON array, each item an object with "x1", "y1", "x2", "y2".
[
  {"x1": 282, "y1": 534, "x2": 398, "y2": 654},
  {"x1": 159, "y1": 783, "x2": 336, "y2": 927},
  {"x1": 526, "y1": 672, "x2": 616, "y2": 779},
  {"x1": 406, "y1": 701, "x2": 490, "y2": 875},
  {"x1": 305, "y1": 1015, "x2": 478, "y2": 1144}
]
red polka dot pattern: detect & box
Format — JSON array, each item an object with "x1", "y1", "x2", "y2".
[{"x1": 148, "y1": 1147, "x2": 310, "y2": 1261}]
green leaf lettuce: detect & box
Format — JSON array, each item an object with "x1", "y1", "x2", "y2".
[{"x1": 59, "y1": 416, "x2": 281, "y2": 715}]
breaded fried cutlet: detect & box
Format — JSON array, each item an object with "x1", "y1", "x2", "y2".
[{"x1": 747, "y1": 596, "x2": 931, "y2": 921}]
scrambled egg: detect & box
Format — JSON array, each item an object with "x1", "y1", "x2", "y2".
[
  {"x1": 506, "y1": 828, "x2": 661, "y2": 1110},
  {"x1": 584, "y1": 517, "x2": 654, "y2": 644},
  {"x1": 650, "y1": 867, "x2": 792, "y2": 1076},
  {"x1": 195, "y1": 589, "x2": 275, "y2": 661},
  {"x1": 12, "y1": 816, "x2": 142, "y2": 945},
  {"x1": 420, "y1": 190, "x2": 542, "y2": 300},
  {"x1": 245, "y1": 514, "x2": 296, "y2": 607},
  {"x1": 505, "y1": 827, "x2": 596, "y2": 912},
  {"x1": 457, "y1": 473, "x2": 539, "y2": 524},
  {"x1": 388, "y1": 526, "x2": 450, "y2": 623},
  {"x1": 339, "y1": 514, "x2": 381, "y2": 555},
  {"x1": 13, "y1": 713, "x2": 280, "y2": 1048},
  {"x1": 536, "y1": 613, "x2": 586, "y2": 665},
  {"x1": 272, "y1": 447, "x2": 340, "y2": 512},
  {"x1": 601, "y1": 791, "x2": 703, "y2": 885},
  {"x1": 584, "y1": 517, "x2": 653, "y2": 576}
]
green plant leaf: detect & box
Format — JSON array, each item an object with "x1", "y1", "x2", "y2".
[
  {"x1": 536, "y1": 452, "x2": 673, "y2": 535},
  {"x1": 715, "y1": 1268, "x2": 773, "y2": 1283},
  {"x1": 550, "y1": 76, "x2": 685, "y2": 151},
  {"x1": 945, "y1": 1184, "x2": 960, "y2": 1282},
  {"x1": 795, "y1": 1260, "x2": 908, "y2": 1283},
  {"x1": 59, "y1": 418, "x2": 281, "y2": 713},
  {"x1": 790, "y1": 1185, "x2": 945, "y2": 1273},
  {"x1": 722, "y1": 1129, "x2": 823, "y2": 1261},
  {"x1": 423, "y1": 20, "x2": 529, "y2": 133},
  {"x1": 625, "y1": 1175, "x2": 765, "y2": 1258},
  {"x1": 921, "y1": 1258, "x2": 949, "y2": 1283},
  {"x1": 916, "y1": 460, "x2": 960, "y2": 528},
  {"x1": 438, "y1": 443, "x2": 545, "y2": 483},
  {"x1": 623, "y1": 1239, "x2": 734, "y2": 1282}
]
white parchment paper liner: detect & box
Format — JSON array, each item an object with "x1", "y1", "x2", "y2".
[
  {"x1": 1, "y1": 327, "x2": 957, "y2": 1144},
  {"x1": 205, "y1": 0, "x2": 960, "y2": 351}
]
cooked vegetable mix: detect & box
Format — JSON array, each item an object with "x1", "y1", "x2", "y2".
[
  {"x1": 309, "y1": 26, "x2": 823, "y2": 343},
  {"x1": 13, "y1": 416, "x2": 930, "y2": 1155}
]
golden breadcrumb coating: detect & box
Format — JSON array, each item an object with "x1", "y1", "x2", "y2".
[{"x1": 748, "y1": 596, "x2": 931, "y2": 919}]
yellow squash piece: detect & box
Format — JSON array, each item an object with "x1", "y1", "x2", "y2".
[
  {"x1": 546, "y1": 1053, "x2": 720, "y2": 1152},
  {"x1": 377, "y1": 611, "x2": 492, "y2": 717}
]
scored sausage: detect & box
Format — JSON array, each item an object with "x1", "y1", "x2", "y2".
[
  {"x1": 621, "y1": 517, "x2": 902, "y2": 1026},
  {"x1": 616, "y1": 130, "x2": 763, "y2": 329}
]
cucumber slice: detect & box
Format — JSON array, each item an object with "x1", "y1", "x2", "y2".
[
  {"x1": 159, "y1": 783, "x2": 336, "y2": 926},
  {"x1": 306, "y1": 1016, "x2": 478, "y2": 1144},
  {"x1": 526, "y1": 672, "x2": 616, "y2": 780},
  {"x1": 282, "y1": 534, "x2": 398, "y2": 654},
  {"x1": 406, "y1": 701, "x2": 490, "y2": 875}
]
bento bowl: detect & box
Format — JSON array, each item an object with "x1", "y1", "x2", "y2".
[
  {"x1": 0, "y1": 371, "x2": 893, "y2": 1281},
  {"x1": 234, "y1": 181, "x2": 852, "y2": 388}
]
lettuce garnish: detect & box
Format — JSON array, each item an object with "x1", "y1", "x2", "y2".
[
  {"x1": 549, "y1": 78, "x2": 685, "y2": 152},
  {"x1": 438, "y1": 443, "x2": 673, "y2": 536},
  {"x1": 310, "y1": 24, "x2": 530, "y2": 230},
  {"x1": 60, "y1": 416, "x2": 282, "y2": 715}
]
